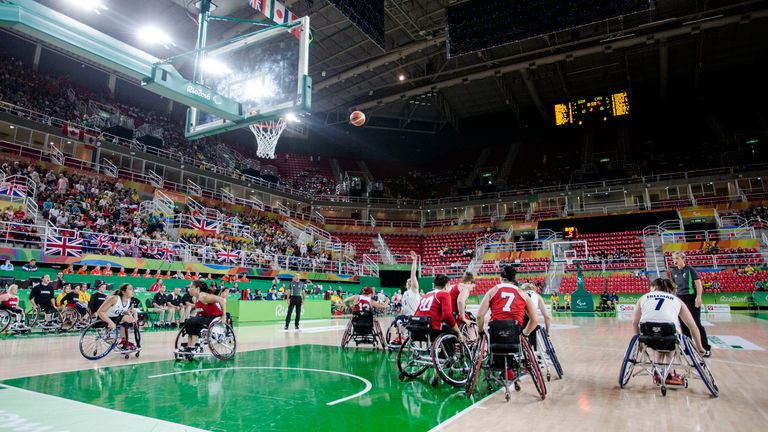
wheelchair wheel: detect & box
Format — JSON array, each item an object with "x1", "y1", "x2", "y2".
[
  {"x1": 373, "y1": 319, "x2": 386, "y2": 349},
  {"x1": 521, "y1": 336, "x2": 546, "y2": 400},
  {"x1": 397, "y1": 337, "x2": 430, "y2": 379},
  {"x1": 460, "y1": 320, "x2": 479, "y2": 348},
  {"x1": 385, "y1": 319, "x2": 407, "y2": 350},
  {"x1": 79, "y1": 321, "x2": 118, "y2": 360},
  {"x1": 619, "y1": 334, "x2": 640, "y2": 388},
  {"x1": 340, "y1": 321, "x2": 353, "y2": 349},
  {"x1": 432, "y1": 333, "x2": 472, "y2": 387},
  {"x1": 60, "y1": 308, "x2": 79, "y2": 331},
  {"x1": 466, "y1": 333, "x2": 487, "y2": 398},
  {"x1": 683, "y1": 335, "x2": 719, "y2": 397},
  {"x1": 0, "y1": 310, "x2": 10, "y2": 334},
  {"x1": 207, "y1": 321, "x2": 237, "y2": 360},
  {"x1": 540, "y1": 326, "x2": 563, "y2": 379},
  {"x1": 26, "y1": 307, "x2": 42, "y2": 328}
]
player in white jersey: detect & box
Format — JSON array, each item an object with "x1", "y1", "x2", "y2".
[
  {"x1": 400, "y1": 251, "x2": 421, "y2": 316},
  {"x1": 632, "y1": 278, "x2": 705, "y2": 386},
  {"x1": 521, "y1": 283, "x2": 551, "y2": 350}
]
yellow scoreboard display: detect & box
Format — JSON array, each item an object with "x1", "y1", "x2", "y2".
[{"x1": 555, "y1": 91, "x2": 630, "y2": 126}]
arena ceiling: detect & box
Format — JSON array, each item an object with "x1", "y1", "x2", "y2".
[{"x1": 28, "y1": 0, "x2": 768, "y2": 133}]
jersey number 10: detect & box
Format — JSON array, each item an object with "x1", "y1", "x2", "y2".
[{"x1": 418, "y1": 296, "x2": 434, "y2": 312}]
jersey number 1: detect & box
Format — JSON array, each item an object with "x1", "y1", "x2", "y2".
[{"x1": 501, "y1": 292, "x2": 516, "y2": 312}]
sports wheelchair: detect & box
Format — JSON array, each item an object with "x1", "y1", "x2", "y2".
[
  {"x1": 532, "y1": 325, "x2": 563, "y2": 381},
  {"x1": 465, "y1": 320, "x2": 547, "y2": 401},
  {"x1": 78, "y1": 318, "x2": 142, "y2": 360},
  {"x1": 340, "y1": 310, "x2": 386, "y2": 349},
  {"x1": 385, "y1": 315, "x2": 409, "y2": 351},
  {"x1": 396, "y1": 316, "x2": 472, "y2": 388},
  {"x1": 619, "y1": 322, "x2": 719, "y2": 397},
  {"x1": 26, "y1": 305, "x2": 62, "y2": 331},
  {"x1": 174, "y1": 317, "x2": 237, "y2": 361},
  {"x1": 0, "y1": 308, "x2": 31, "y2": 334}
]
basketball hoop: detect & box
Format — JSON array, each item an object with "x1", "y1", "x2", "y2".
[
  {"x1": 564, "y1": 250, "x2": 576, "y2": 266},
  {"x1": 248, "y1": 118, "x2": 287, "y2": 159}
]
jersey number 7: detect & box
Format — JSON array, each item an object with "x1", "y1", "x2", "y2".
[{"x1": 501, "y1": 292, "x2": 516, "y2": 312}]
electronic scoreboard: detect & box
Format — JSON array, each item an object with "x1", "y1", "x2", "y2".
[{"x1": 555, "y1": 92, "x2": 630, "y2": 126}]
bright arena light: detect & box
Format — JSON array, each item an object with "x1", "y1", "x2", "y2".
[
  {"x1": 137, "y1": 26, "x2": 174, "y2": 47},
  {"x1": 244, "y1": 77, "x2": 276, "y2": 99},
  {"x1": 285, "y1": 112, "x2": 300, "y2": 123},
  {"x1": 202, "y1": 58, "x2": 232, "y2": 76},
  {"x1": 66, "y1": 0, "x2": 108, "y2": 13},
  {"x1": 398, "y1": 74, "x2": 405, "y2": 81}
]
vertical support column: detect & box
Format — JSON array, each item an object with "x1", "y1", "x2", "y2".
[
  {"x1": 166, "y1": 99, "x2": 174, "y2": 114},
  {"x1": 193, "y1": 0, "x2": 212, "y2": 84},
  {"x1": 32, "y1": 43, "x2": 42, "y2": 71},
  {"x1": 107, "y1": 74, "x2": 117, "y2": 98},
  {"x1": 643, "y1": 188, "x2": 651, "y2": 210}
]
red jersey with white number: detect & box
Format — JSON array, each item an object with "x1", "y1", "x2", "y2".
[
  {"x1": 414, "y1": 290, "x2": 456, "y2": 330},
  {"x1": 448, "y1": 283, "x2": 461, "y2": 315},
  {"x1": 489, "y1": 283, "x2": 526, "y2": 323},
  {"x1": 354, "y1": 295, "x2": 373, "y2": 313},
  {"x1": 1, "y1": 292, "x2": 18, "y2": 309},
  {"x1": 195, "y1": 299, "x2": 223, "y2": 317}
]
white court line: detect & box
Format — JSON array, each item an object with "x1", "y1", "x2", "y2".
[
  {"x1": 148, "y1": 366, "x2": 372, "y2": 406},
  {"x1": 428, "y1": 389, "x2": 503, "y2": 432},
  {"x1": 0, "y1": 383, "x2": 209, "y2": 431},
  {"x1": 281, "y1": 325, "x2": 348, "y2": 333}
]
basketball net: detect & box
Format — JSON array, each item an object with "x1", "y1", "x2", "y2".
[
  {"x1": 564, "y1": 251, "x2": 576, "y2": 266},
  {"x1": 248, "y1": 118, "x2": 287, "y2": 159}
]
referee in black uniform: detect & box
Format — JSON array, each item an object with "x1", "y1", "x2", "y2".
[
  {"x1": 669, "y1": 252, "x2": 712, "y2": 357},
  {"x1": 285, "y1": 274, "x2": 309, "y2": 330}
]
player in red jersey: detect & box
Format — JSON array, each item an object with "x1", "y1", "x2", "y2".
[
  {"x1": 476, "y1": 266, "x2": 538, "y2": 337},
  {"x1": 343, "y1": 287, "x2": 387, "y2": 313},
  {"x1": 178, "y1": 280, "x2": 227, "y2": 354},
  {"x1": 414, "y1": 274, "x2": 462, "y2": 341},
  {"x1": 448, "y1": 272, "x2": 474, "y2": 324},
  {"x1": 0, "y1": 284, "x2": 25, "y2": 327}
]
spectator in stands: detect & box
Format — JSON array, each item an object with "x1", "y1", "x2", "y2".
[
  {"x1": 174, "y1": 270, "x2": 185, "y2": 279},
  {"x1": 744, "y1": 264, "x2": 756, "y2": 275},
  {"x1": 77, "y1": 265, "x2": 88, "y2": 275},
  {"x1": 102, "y1": 264, "x2": 114, "y2": 276},
  {"x1": 22, "y1": 259, "x2": 37, "y2": 272},
  {"x1": 130, "y1": 268, "x2": 139, "y2": 277},
  {"x1": 117, "y1": 267, "x2": 127, "y2": 277},
  {"x1": 63, "y1": 264, "x2": 74, "y2": 274},
  {"x1": 1, "y1": 259, "x2": 13, "y2": 271},
  {"x1": 90, "y1": 266, "x2": 102, "y2": 276},
  {"x1": 149, "y1": 279, "x2": 164, "y2": 293},
  {"x1": 669, "y1": 252, "x2": 712, "y2": 357},
  {"x1": 53, "y1": 272, "x2": 66, "y2": 291},
  {"x1": 143, "y1": 269, "x2": 152, "y2": 278}
]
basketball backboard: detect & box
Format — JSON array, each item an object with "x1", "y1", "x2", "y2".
[
  {"x1": 551, "y1": 240, "x2": 589, "y2": 263},
  {"x1": 184, "y1": 18, "x2": 311, "y2": 140}
]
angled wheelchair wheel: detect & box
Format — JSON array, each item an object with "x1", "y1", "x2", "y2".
[
  {"x1": 397, "y1": 337, "x2": 430, "y2": 379},
  {"x1": 466, "y1": 333, "x2": 487, "y2": 398},
  {"x1": 26, "y1": 307, "x2": 42, "y2": 328},
  {"x1": 340, "y1": 321, "x2": 353, "y2": 349},
  {"x1": 683, "y1": 335, "x2": 719, "y2": 397},
  {"x1": 432, "y1": 333, "x2": 472, "y2": 387},
  {"x1": 540, "y1": 326, "x2": 563, "y2": 379},
  {"x1": 208, "y1": 321, "x2": 237, "y2": 360},
  {"x1": 0, "y1": 310, "x2": 11, "y2": 334},
  {"x1": 79, "y1": 321, "x2": 118, "y2": 360},
  {"x1": 373, "y1": 319, "x2": 386, "y2": 349},
  {"x1": 60, "y1": 308, "x2": 79, "y2": 332},
  {"x1": 385, "y1": 319, "x2": 407, "y2": 350},
  {"x1": 619, "y1": 334, "x2": 640, "y2": 389},
  {"x1": 521, "y1": 336, "x2": 546, "y2": 400},
  {"x1": 175, "y1": 325, "x2": 189, "y2": 350}
]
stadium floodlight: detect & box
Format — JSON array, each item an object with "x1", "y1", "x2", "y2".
[
  {"x1": 243, "y1": 76, "x2": 276, "y2": 100},
  {"x1": 201, "y1": 58, "x2": 231, "y2": 76},
  {"x1": 65, "y1": 0, "x2": 108, "y2": 14},
  {"x1": 137, "y1": 26, "x2": 174, "y2": 48},
  {"x1": 285, "y1": 112, "x2": 300, "y2": 123}
]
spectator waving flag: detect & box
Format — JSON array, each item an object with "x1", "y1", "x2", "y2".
[
  {"x1": 0, "y1": 181, "x2": 27, "y2": 198},
  {"x1": 189, "y1": 216, "x2": 220, "y2": 234},
  {"x1": 45, "y1": 235, "x2": 83, "y2": 257},
  {"x1": 217, "y1": 248, "x2": 241, "y2": 264},
  {"x1": 89, "y1": 234, "x2": 111, "y2": 249},
  {"x1": 157, "y1": 244, "x2": 176, "y2": 262},
  {"x1": 106, "y1": 240, "x2": 126, "y2": 256}
]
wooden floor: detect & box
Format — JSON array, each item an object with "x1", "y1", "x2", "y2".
[{"x1": 1, "y1": 312, "x2": 766, "y2": 431}]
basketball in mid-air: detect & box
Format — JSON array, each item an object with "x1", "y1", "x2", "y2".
[{"x1": 350, "y1": 110, "x2": 366, "y2": 127}]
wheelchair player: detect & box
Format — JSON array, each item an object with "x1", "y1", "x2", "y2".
[
  {"x1": 0, "y1": 284, "x2": 29, "y2": 332},
  {"x1": 472, "y1": 266, "x2": 545, "y2": 400},
  {"x1": 340, "y1": 287, "x2": 387, "y2": 349},
  {"x1": 630, "y1": 278, "x2": 706, "y2": 387}
]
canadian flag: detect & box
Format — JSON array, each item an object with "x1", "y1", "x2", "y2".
[{"x1": 62, "y1": 124, "x2": 84, "y2": 141}]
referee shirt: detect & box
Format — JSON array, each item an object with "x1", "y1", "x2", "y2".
[{"x1": 289, "y1": 281, "x2": 305, "y2": 297}]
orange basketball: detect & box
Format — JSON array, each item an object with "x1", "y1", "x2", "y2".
[{"x1": 350, "y1": 110, "x2": 366, "y2": 127}]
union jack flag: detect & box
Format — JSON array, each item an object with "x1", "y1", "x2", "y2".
[
  {"x1": 157, "y1": 244, "x2": 176, "y2": 262},
  {"x1": 0, "y1": 182, "x2": 27, "y2": 198},
  {"x1": 45, "y1": 235, "x2": 83, "y2": 257},
  {"x1": 188, "y1": 216, "x2": 219, "y2": 234},
  {"x1": 89, "y1": 234, "x2": 111, "y2": 249},
  {"x1": 217, "y1": 248, "x2": 241, "y2": 264},
  {"x1": 105, "y1": 240, "x2": 126, "y2": 256}
]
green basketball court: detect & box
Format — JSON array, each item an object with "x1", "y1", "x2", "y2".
[{"x1": 1, "y1": 345, "x2": 490, "y2": 432}]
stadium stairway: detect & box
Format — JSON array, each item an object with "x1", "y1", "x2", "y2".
[{"x1": 643, "y1": 234, "x2": 666, "y2": 278}]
